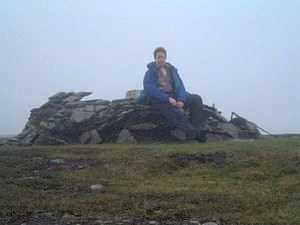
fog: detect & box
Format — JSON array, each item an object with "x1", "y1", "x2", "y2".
[{"x1": 0, "y1": 0, "x2": 299, "y2": 135}]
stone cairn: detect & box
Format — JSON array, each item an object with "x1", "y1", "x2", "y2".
[{"x1": 8, "y1": 91, "x2": 259, "y2": 145}]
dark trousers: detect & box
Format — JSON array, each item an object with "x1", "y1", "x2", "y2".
[{"x1": 149, "y1": 94, "x2": 204, "y2": 132}]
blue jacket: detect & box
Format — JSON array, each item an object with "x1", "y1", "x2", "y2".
[{"x1": 142, "y1": 62, "x2": 188, "y2": 103}]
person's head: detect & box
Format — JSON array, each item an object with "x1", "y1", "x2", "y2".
[{"x1": 153, "y1": 47, "x2": 167, "y2": 66}]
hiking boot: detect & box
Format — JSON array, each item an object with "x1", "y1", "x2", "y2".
[{"x1": 171, "y1": 128, "x2": 187, "y2": 141}]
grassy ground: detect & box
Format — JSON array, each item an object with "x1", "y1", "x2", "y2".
[{"x1": 1, "y1": 138, "x2": 300, "y2": 225}]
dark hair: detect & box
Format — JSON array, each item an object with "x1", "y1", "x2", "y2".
[{"x1": 153, "y1": 47, "x2": 167, "y2": 58}]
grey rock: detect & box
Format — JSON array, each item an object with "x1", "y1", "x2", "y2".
[
  {"x1": 230, "y1": 116, "x2": 260, "y2": 138},
  {"x1": 34, "y1": 133, "x2": 67, "y2": 145},
  {"x1": 94, "y1": 104, "x2": 108, "y2": 112},
  {"x1": 217, "y1": 122, "x2": 240, "y2": 138},
  {"x1": 202, "y1": 222, "x2": 219, "y2": 225},
  {"x1": 117, "y1": 129, "x2": 137, "y2": 144},
  {"x1": 83, "y1": 105, "x2": 95, "y2": 112},
  {"x1": 15, "y1": 91, "x2": 260, "y2": 145},
  {"x1": 63, "y1": 92, "x2": 92, "y2": 103},
  {"x1": 71, "y1": 109, "x2": 95, "y2": 123},
  {"x1": 40, "y1": 121, "x2": 56, "y2": 130},
  {"x1": 49, "y1": 159, "x2": 65, "y2": 164},
  {"x1": 62, "y1": 213, "x2": 78, "y2": 222},
  {"x1": 189, "y1": 220, "x2": 200, "y2": 225},
  {"x1": 171, "y1": 129, "x2": 186, "y2": 141},
  {"x1": 80, "y1": 129, "x2": 102, "y2": 144},
  {"x1": 90, "y1": 184, "x2": 105, "y2": 192},
  {"x1": 17, "y1": 127, "x2": 38, "y2": 145},
  {"x1": 89, "y1": 130, "x2": 102, "y2": 144},
  {"x1": 79, "y1": 132, "x2": 90, "y2": 144},
  {"x1": 48, "y1": 92, "x2": 69, "y2": 102},
  {"x1": 126, "y1": 89, "x2": 143, "y2": 99}
]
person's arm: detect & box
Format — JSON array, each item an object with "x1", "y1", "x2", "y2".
[
  {"x1": 143, "y1": 70, "x2": 169, "y2": 102},
  {"x1": 173, "y1": 68, "x2": 188, "y2": 103}
]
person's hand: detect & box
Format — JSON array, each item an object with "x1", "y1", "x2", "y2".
[
  {"x1": 168, "y1": 97, "x2": 177, "y2": 106},
  {"x1": 176, "y1": 101, "x2": 184, "y2": 109}
]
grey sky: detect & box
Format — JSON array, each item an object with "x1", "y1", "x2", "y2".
[{"x1": 0, "y1": 0, "x2": 299, "y2": 135}]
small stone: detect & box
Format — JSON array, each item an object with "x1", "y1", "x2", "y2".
[
  {"x1": 189, "y1": 220, "x2": 200, "y2": 225},
  {"x1": 94, "y1": 219, "x2": 104, "y2": 224},
  {"x1": 149, "y1": 221, "x2": 159, "y2": 225},
  {"x1": 62, "y1": 213, "x2": 77, "y2": 221},
  {"x1": 77, "y1": 165, "x2": 85, "y2": 169},
  {"x1": 49, "y1": 159, "x2": 65, "y2": 164},
  {"x1": 90, "y1": 184, "x2": 105, "y2": 192},
  {"x1": 202, "y1": 222, "x2": 219, "y2": 225},
  {"x1": 22, "y1": 176, "x2": 38, "y2": 180}
]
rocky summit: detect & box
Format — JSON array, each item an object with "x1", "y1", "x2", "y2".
[{"x1": 10, "y1": 92, "x2": 260, "y2": 145}]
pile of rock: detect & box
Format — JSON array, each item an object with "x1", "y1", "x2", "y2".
[{"x1": 13, "y1": 92, "x2": 259, "y2": 145}]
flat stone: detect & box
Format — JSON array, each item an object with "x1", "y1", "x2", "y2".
[
  {"x1": 48, "y1": 92, "x2": 69, "y2": 101},
  {"x1": 71, "y1": 109, "x2": 95, "y2": 123},
  {"x1": 83, "y1": 105, "x2": 95, "y2": 112},
  {"x1": 63, "y1": 92, "x2": 92, "y2": 103},
  {"x1": 94, "y1": 105, "x2": 108, "y2": 112},
  {"x1": 116, "y1": 129, "x2": 137, "y2": 144},
  {"x1": 126, "y1": 89, "x2": 143, "y2": 99}
]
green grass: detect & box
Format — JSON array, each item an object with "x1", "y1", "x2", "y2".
[{"x1": 1, "y1": 138, "x2": 300, "y2": 224}]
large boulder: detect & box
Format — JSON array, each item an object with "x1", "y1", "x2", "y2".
[{"x1": 14, "y1": 92, "x2": 260, "y2": 145}]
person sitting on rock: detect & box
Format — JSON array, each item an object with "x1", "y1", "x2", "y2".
[{"x1": 142, "y1": 47, "x2": 207, "y2": 141}]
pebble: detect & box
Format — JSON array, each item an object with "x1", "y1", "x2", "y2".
[
  {"x1": 202, "y1": 222, "x2": 219, "y2": 225},
  {"x1": 189, "y1": 220, "x2": 201, "y2": 225},
  {"x1": 49, "y1": 159, "x2": 65, "y2": 164},
  {"x1": 90, "y1": 184, "x2": 105, "y2": 192}
]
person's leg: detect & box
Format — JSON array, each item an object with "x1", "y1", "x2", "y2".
[
  {"x1": 184, "y1": 94, "x2": 204, "y2": 127},
  {"x1": 184, "y1": 94, "x2": 208, "y2": 142},
  {"x1": 149, "y1": 97, "x2": 196, "y2": 138}
]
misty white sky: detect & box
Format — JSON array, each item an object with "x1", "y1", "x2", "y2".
[{"x1": 0, "y1": 0, "x2": 299, "y2": 135}]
